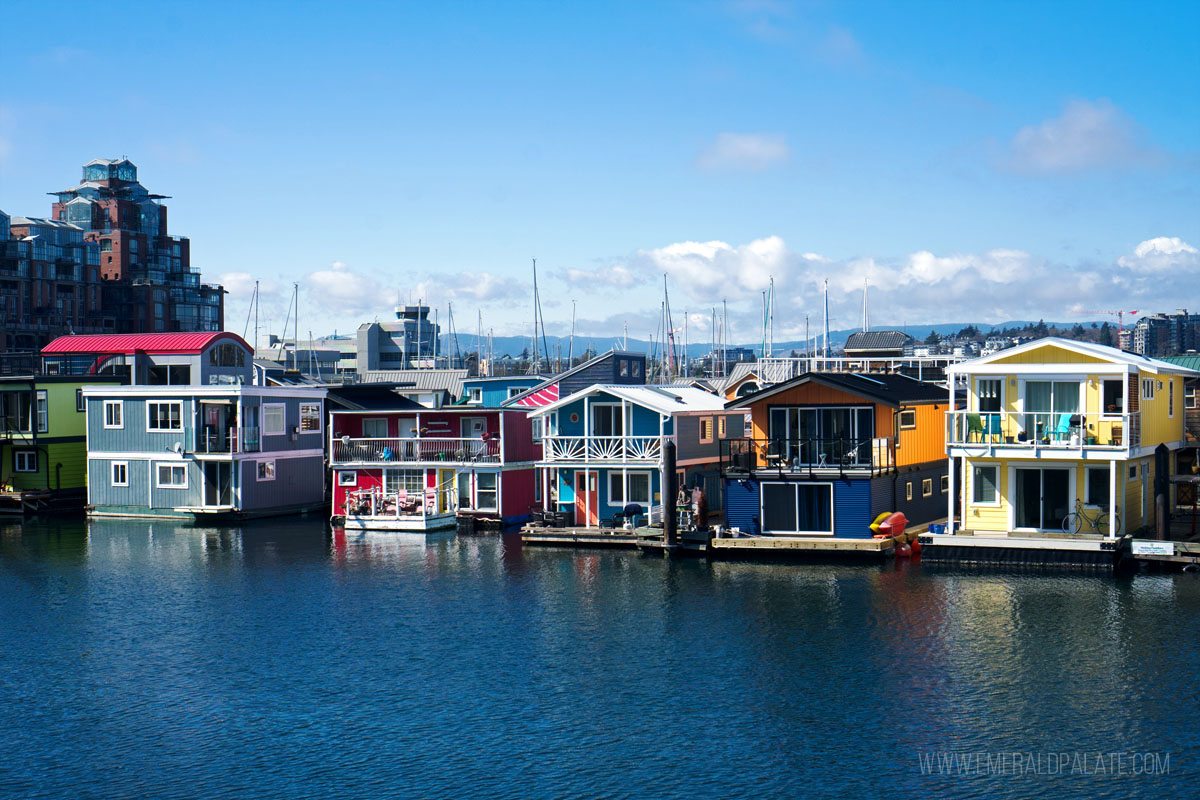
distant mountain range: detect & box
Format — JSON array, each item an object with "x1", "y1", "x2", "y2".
[{"x1": 433, "y1": 321, "x2": 1104, "y2": 359}]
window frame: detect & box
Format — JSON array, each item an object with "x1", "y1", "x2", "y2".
[
  {"x1": 718, "y1": 417, "x2": 727, "y2": 438},
  {"x1": 1100, "y1": 377, "x2": 1124, "y2": 418},
  {"x1": 111, "y1": 461, "x2": 129, "y2": 487},
  {"x1": 76, "y1": 388, "x2": 85, "y2": 412},
  {"x1": 699, "y1": 417, "x2": 713, "y2": 444},
  {"x1": 1168, "y1": 379, "x2": 1174, "y2": 418},
  {"x1": 468, "y1": 387, "x2": 483, "y2": 404},
  {"x1": 36, "y1": 390, "x2": 48, "y2": 433},
  {"x1": 103, "y1": 399, "x2": 124, "y2": 429},
  {"x1": 146, "y1": 400, "x2": 183, "y2": 432},
  {"x1": 475, "y1": 471, "x2": 498, "y2": 511},
  {"x1": 262, "y1": 403, "x2": 287, "y2": 436},
  {"x1": 971, "y1": 465, "x2": 1000, "y2": 506},
  {"x1": 155, "y1": 462, "x2": 188, "y2": 489},
  {"x1": 975, "y1": 378, "x2": 1002, "y2": 413},
  {"x1": 759, "y1": 481, "x2": 834, "y2": 535},
  {"x1": 299, "y1": 403, "x2": 322, "y2": 433},
  {"x1": 906, "y1": 481, "x2": 913, "y2": 501},
  {"x1": 13, "y1": 450, "x2": 38, "y2": 473},
  {"x1": 337, "y1": 470, "x2": 357, "y2": 487},
  {"x1": 1142, "y1": 378, "x2": 1155, "y2": 401},
  {"x1": 257, "y1": 459, "x2": 276, "y2": 482},
  {"x1": 898, "y1": 409, "x2": 917, "y2": 430},
  {"x1": 1084, "y1": 465, "x2": 1109, "y2": 508},
  {"x1": 940, "y1": 474, "x2": 949, "y2": 493},
  {"x1": 922, "y1": 478, "x2": 933, "y2": 498}
]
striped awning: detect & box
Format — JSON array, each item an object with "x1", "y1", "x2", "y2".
[{"x1": 516, "y1": 382, "x2": 559, "y2": 407}]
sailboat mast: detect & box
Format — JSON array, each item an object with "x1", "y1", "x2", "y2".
[{"x1": 822, "y1": 279, "x2": 830, "y2": 360}]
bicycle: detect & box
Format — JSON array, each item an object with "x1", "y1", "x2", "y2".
[{"x1": 1062, "y1": 498, "x2": 1121, "y2": 536}]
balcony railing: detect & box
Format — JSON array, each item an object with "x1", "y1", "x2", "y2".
[
  {"x1": 721, "y1": 437, "x2": 896, "y2": 477},
  {"x1": 340, "y1": 486, "x2": 458, "y2": 519},
  {"x1": 194, "y1": 426, "x2": 261, "y2": 454},
  {"x1": 946, "y1": 411, "x2": 1139, "y2": 450},
  {"x1": 332, "y1": 436, "x2": 500, "y2": 465},
  {"x1": 541, "y1": 435, "x2": 664, "y2": 463}
]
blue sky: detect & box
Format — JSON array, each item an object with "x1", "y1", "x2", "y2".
[{"x1": 2, "y1": 0, "x2": 1197, "y2": 346}]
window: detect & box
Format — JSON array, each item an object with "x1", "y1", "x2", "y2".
[
  {"x1": 111, "y1": 461, "x2": 128, "y2": 487},
  {"x1": 1128, "y1": 464, "x2": 1138, "y2": 481},
  {"x1": 608, "y1": 471, "x2": 652, "y2": 506},
  {"x1": 972, "y1": 465, "x2": 998, "y2": 504},
  {"x1": 361, "y1": 418, "x2": 388, "y2": 438},
  {"x1": 262, "y1": 404, "x2": 286, "y2": 435},
  {"x1": 591, "y1": 405, "x2": 623, "y2": 437},
  {"x1": 257, "y1": 460, "x2": 276, "y2": 481},
  {"x1": 100, "y1": 238, "x2": 112, "y2": 252},
  {"x1": 1187, "y1": 385, "x2": 1198, "y2": 410},
  {"x1": 386, "y1": 469, "x2": 424, "y2": 496},
  {"x1": 458, "y1": 472, "x2": 472, "y2": 509},
  {"x1": 922, "y1": 478, "x2": 933, "y2": 497},
  {"x1": 609, "y1": 472, "x2": 624, "y2": 504},
  {"x1": 531, "y1": 416, "x2": 544, "y2": 442},
  {"x1": 147, "y1": 401, "x2": 182, "y2": 431},
  {"x1": 940, "y1": 475, "x2": 949, "y2": 493},
  {"x1": 906, "y1": 481, "x2": 913, "y2": 501},
  {"x1": 208, "y1": 343, "x2": 246, "y2": 368},
  {"x1": 299, "y1": 403, "x2": 322, "y2": 432},
  {"x1": 76, "y1": 388, "x2": 85, "y2": 412},
  {"x1": 618, "y1": 359, "x2": 629, "y2": 378},
  {"x1": 13, "y1": 451, "x2": 37, "y2": 473},
  {"x1": 156, "y1": 463, "x2": 187, "y2": 488},
  {"x1": 718, "y1": 417, "x2": 727, "y2": 438},
  {"x1": 977, "y1": 378, "x2": 1002, "y2": 412},
  {"x1": 631, "y1": 361, "x2": 642, "y2": 378},
  {"x1": 1168, "y1": 380, "x2": 1174, "y2": 418},
  {"x1": 1101, "y1": 378, "x2": 1123, "y2": 416},
  {"x1": 699, "y1": 418, "x2": 713, "y2": 444},
  {"x1": 469, "y1": 388, "x2": 483, "y2": 404},
  {"x1": 1085, "y1": 466, "x2": 1109, "y2": 506},
  {"x1": 103, "y1": 400, "x2": 124, "y2": 429},
  {"x1": 760, "y1": 482, "x2": 833, "y2": 534},
  {"x1": 337, "y1": 470, "x2": 357, "y2": 487},
  {"x1": 899, "y1": 410, "x2": 917, "y2": 429},
  {"x1": 36, "y1": 390, "x2": 48, "y2": 433},
  {"x1": 507, "y1": 387, "x2": 525, "y2": 399},
  {"x1": 1142, "y1": 378, "x2": 1155, "y2": 401},
  {"x1": 476, "y1": 472, "x2": 498, "y2": 511}
]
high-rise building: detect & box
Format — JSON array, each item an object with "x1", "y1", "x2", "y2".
[
  {"x1": 1130, "y1": 309, "x2": 1200, "y2": 357},
  {"x1": 0, "y1": 210, "x2": 115, "y2": 373},
  {"x1": 49, "y1": 158, "x2": 223, "y2": 334}
]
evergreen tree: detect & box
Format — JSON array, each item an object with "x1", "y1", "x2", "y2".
[
  {"x1": 925, "y1": 330, "x2": 940, "y2": 345},
  {"x1": 1098, "y1": 322, "x2": 1114, "y2": 347}
]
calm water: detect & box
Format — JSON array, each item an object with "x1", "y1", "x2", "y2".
[{"x1": 1, "y1": 517, "x2": 1197, "y2": 799}]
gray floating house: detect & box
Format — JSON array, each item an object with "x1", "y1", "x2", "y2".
[{"x1": 44, "y1": 332, "x2": 328, "y2": 519}]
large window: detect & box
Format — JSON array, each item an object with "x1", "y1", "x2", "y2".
[
  {"x1": 262, "y1": 404, "x2": 286, "y2": 436},
  {"x1": 13, "y1": 451, "x2": 38, "y2": 473},
  {"x1": 608, "y1": 471, "x2": 651, "y2": 506},
  {"x1": 1023, "y1": 381, "x2": 1079, "y2": 434},
  {"x1": 1085, "y1": 466, "x2": 1109, "y2": 506},
  {"x1": 385, "y1": 469, "x2": 424, "y2": 497},
  {"x1": 972, "y1": 465, "x2": 998, "y2": 504},
  {"x1": 768, "y1": 406, "x2": 874, "y2": 466},
  {"x1": 156, "y1": 463, "x2": 187, "y2": 488},
  {"x1": 475, "y1": 472, "x2": 498, "y2": 511},
  {"x1": 104, "y1": 400, "x2": 124, "y2": 429},
  {"x1": 760, "y1": 482, "x2": 833, "y2": 534},
  {"x1": 147, "y1": 401, "x2": 182, "y2": 431},
  {"x1": 361, "y1": 418, "x2": 388, "y2": 438},
  {"x1": 1101, "y1": 378, "x2": 1124, "y2": 416},
  {"x1": 299, "y1": 403, "x2": 322, "y2": 432},
  {"x1": 591, "y1": 404, "x2": 624, "y2": 436},
  {"x1": 208, "y1": 343, "x2": 246, "y2": 367}
]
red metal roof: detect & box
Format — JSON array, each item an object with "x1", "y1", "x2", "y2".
[{"x1": 41, "y1": 331, "x2": 251, "y2": 355}]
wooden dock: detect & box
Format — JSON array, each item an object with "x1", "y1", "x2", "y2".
[
  {"x1": 521, "y1": 525, "x2": 642, "y2": 548},
  {"x1": 918, "y1": 529, "x2": 1127, "y2": 568},
  {"x1": 709, "y1": 534, "x2": 900, "y2": 558}
]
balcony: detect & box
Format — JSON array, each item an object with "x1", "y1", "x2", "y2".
[
  {"x1": 720, "y1": 437, "x2": 896, "y2": 477},
  {"x1": 332, "y1": 436, "x2": 500, "y2": 466},
  {"x1": 193, "y1": 426, "x2": 261, "y2": 454},
  {"x1": 542, "y1": 435, "x2": 663, "y2": 464},
  {"x1": 946, "y1": 411, "x2": 1139, "y2": 454}
]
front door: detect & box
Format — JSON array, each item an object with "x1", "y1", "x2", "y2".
[
  {"x1": 203, "y1": 462, "x2": 233, "y2": 507},
  {"x1": 575, "y1": 471, "x2": 598, "y2": 527},
  {"x1": 1014, "y1": 467, "x2": 1070, "y2": 530}
]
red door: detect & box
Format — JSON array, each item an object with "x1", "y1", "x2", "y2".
[{"x1": 575, "y1": 471, "x2": 598, "y2": 527}]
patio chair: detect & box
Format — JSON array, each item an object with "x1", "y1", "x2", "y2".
[
  {"x1": 985, "y1": 414, "x2": 1003, "y2": 442},
  {"x1": 1049, "y1": 413, "x2": 1072, "y2": 442},
  {"x1": 965, "y1": 413, "x2": 985, "y2": 442}
]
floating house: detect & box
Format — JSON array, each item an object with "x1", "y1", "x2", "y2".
[
  {"x1": 459, "y1": 374, "x2": 546, "y2": 407},
  {"x1": 527, "y1": 385, "x2": 741, "y2": 527},
  {"x1": 328, "y1": 406, "x2": 540, "y2": 531},
  {"x1": 721, "y1": 373, "x2": 949, "y2": 537},
  {"x1": 935, "y1": 338, "x2": 1198, "y2": 561},
  {"x1": 0, "y1": 375, "x2": 122, "y2": 513},
  {"x1": 504, "y1": 350, "x2": 648, "y2": 408},
  {"x1": 47, "y1": 332, "x2": 329, "y2": 519}
]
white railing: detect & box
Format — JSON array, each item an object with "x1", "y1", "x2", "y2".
[
  {"x1": 756, "y1": 355, "x2": 966, "y2": 385},
  {"x1": 542, "y1": 435, "x2": 663, "y2": 463},
  {"x1": 332, "y1": 436, "x2": 500, "y2": 465},
  {"x1": 946, "y1": 411, "x2": 1139, "y2": 450},
  {"x1": 341, "y1": 486, "x2": 457, "y2": 519}
]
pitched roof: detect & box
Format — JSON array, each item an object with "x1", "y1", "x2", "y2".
[
  {"x1": 527, "y1": 384, "x2": 727, "y2": 416},
  {"x1": 359, "y1": 369, "x2": 467, "y2": 397},
  {"x1": 843, "y1": 330, "x2": 912, "y2": 352},
  {"x1": 41, "y1": 331, "x2": 250, "y2": 355},
  {"x1": 727, "y1": 371, "x2": 947, "y2": 409},
  {"x1": 1160, "y1": 355, "x2": 1200, "y2": 374},
  {"x1": 502, "y1": 349, "x2": 642, "y2": 407},
  {"x1": 948, "y1": 336, "x2": 1200, "y2": 376}
]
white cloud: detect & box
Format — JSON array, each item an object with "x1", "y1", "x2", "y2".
[
  {"x1": 412, "y1": 271, "x2": 527, "y2": 306},
  {"x1": 696, "y1": 133, "x2": 790, "y2": 172},
  {"x1": 1117, "y1": 236, "x2": 1200, "y2": 273},
  {"x1": 303, "y1": 261, "x2": 397, "y2": 317},
  {"x1": 639, "y1": 236, "x2": 792, "y2": 301},
  {"x1": 562, "y1": 264, "x2": 641, "y2": 289},
  {"x1": 1007, "y1": 98, "x2": 1159, "y2": 174}
]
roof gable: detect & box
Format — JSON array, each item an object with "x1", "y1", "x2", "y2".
[{"x1": 728, "y1": 371, "x2": 946, "y2": 408}]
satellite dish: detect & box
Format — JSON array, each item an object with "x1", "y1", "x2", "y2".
[
  {"x1": 340, "y1": 435, "x2": 350, "y2": 444},
  {"x1": 173, "y1": 442, "x2": 183, "y2": 454}
]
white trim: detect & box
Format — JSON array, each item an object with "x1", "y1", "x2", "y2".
[
  {"x1": 1006, "y1": 462, "x2": 1076, "y2": 532},
  {"x1": 35, "y1": 389, "x2": 48, "y2": 433},
  {"x1": 103, "y1": 399, "x2": 124, "y2": 429},
  {"x1": 299, "y1": 402, "x2": 323, "y2": 434},
  {"x1": 154, "y1": 462, "x2": 188, "y2": 489},
  {"x1": 111, "y1": 460, "x2": 129, "y2": 487},
  {"x1": 82, "y1": 385, "x2": 328, "y2": 399},
  {"x1": 337, "y1": 470, "x2": 357, "y2": 487},
  {"x1": 360, "y1": 416, "x2": 389, "y2": 438},
  {"x1": 256, "y1": 459, "x2": 276, "y2": 481},
  {"x1": 13, "y1": 450, "x2": 38, "y2": 473},
  {"x1": 1098, "y1": 377, "x2": 1125, "y2": 420},
  {"x1": 759, "y1": 480, "x2": 835, "y2": 535},
  {"x1": 970, "y1": 463, "x2": 1001, "y2": 506},
  {"x1": 146, "y1": 399, "x2": 184, "y2": 433},
  {"x1": 945, "y1": 336, "x2": 1199, "y2": 377},
  {"x1": 86, "y1": 448, "x2": 325, "y2": 462},
  {"x1": 262, "y1": 403, "x2": 287, "y2": 436},
  {"x1": 1082, "y1": 464, "x2": 1110, "y2": 508}
]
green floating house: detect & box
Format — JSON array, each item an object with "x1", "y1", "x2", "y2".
[{"x1": 1, "y1": 376, "x2": 122, "y2": 513}]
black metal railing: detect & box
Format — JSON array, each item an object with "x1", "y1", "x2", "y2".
[{"x1": 720, "y1": 436, "x2": 895, "y2": 478}]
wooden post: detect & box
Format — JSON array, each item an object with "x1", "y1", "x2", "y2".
[{"x1": 663, "y1": 440, "x2": 678, "y2": 546}]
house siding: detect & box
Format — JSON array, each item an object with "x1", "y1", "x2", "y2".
[{"x1": 240, "y1": 455, "x2": 325, "y2": 511}]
